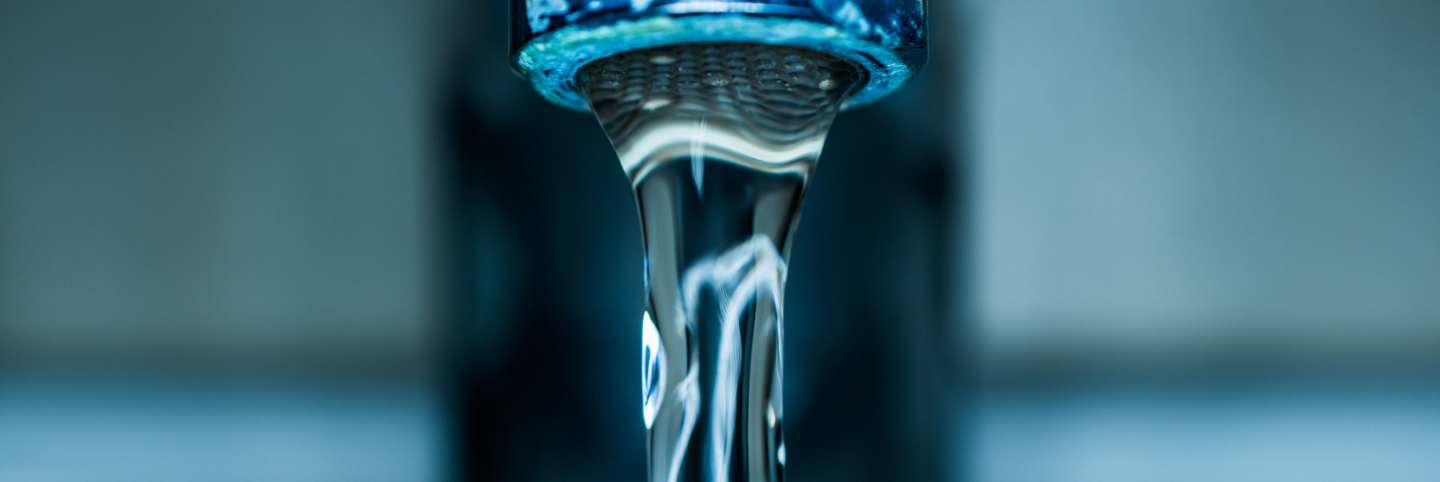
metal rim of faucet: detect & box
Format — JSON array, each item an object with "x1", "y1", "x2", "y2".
[{"x1": 511, "y1": 4, "x2": 926, "y2": 112}]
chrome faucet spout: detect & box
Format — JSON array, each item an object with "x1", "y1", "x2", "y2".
[{"x1": 509, "y1": 0, "x2": 927, "y2": 111}]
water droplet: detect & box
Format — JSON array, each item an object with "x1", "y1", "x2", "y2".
[{"x1": 819, "y1": 79, "x2": 838, "y2": 91}]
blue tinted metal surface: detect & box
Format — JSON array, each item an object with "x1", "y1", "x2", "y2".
[{"x1": 510, "y1": 0, "x2": 927, "y2": 111}]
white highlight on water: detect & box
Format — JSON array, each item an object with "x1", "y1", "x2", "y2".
[
  {"x1": 582, "y1": 43, "x2": 859, "y2": 482},
  {"x1": 678, "y1": 236, "x2": 787, "y2": 482},
  {"x1": 642, "y1": 311, "x2": 666, "y2": 429},
  {"x1": 616, "y1": 121, "x2": 826, "y2": 183},
  {"x1": 690, "y1": 118, "x2": 708, "y2": 196}
]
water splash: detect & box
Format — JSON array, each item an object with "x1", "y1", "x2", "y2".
[{"x1": 583, "y1": 43, "x2": 857, "y2": 482}]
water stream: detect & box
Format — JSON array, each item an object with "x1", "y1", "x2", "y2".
[{"x1": 582, "y1": 43, "x2": 860, "y2": 482}]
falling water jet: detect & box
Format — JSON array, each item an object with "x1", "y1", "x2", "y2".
[
  {"x1": 508, "y1": 2, "x2": 927, "y2": 481},
  {"x1": 580, "y1": 43, "x2": 860, "y2": 482}
]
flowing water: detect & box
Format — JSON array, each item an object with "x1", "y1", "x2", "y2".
[{"x1": 581, "y1": 43, "x2": 860, "y2": 482}]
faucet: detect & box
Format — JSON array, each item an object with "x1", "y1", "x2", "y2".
[
  {"x1": 505, "y1": 2, "x2": 927, "y2": 481},
  {"x1": 511, "y1": 0, "x2": 927, "y2": 112}
]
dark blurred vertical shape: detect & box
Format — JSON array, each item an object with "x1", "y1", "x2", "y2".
[
  {"x1": 783, "y1": 1, "x2": 961, "y2": 479},
  {"x1": 443, "y1": 3, "x2": 959, "y2": 482},
  {"x1": 440, "y1": 4, "x2": 645, "y2": 481},
  {"x1": 947, "y1": 3, "x2": 977, "y2": 480}
]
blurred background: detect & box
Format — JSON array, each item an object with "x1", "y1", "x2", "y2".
[{"x1": 2, "y1": 1, "x2": 1439, "y2": 481}]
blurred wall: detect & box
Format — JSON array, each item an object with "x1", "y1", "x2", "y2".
[
  {"x1": 0, "y1": 2, "x2": 459, "y2": 480},
  {"x1": 965, "y1": 0, "x2": 1440, "y2": 380},
  {"x1": 961, "y1": 2, "x2": 1440, "y2": 481},
  {"x1": 0, "y1": 0, "x2": 450, "y2": 377}
]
